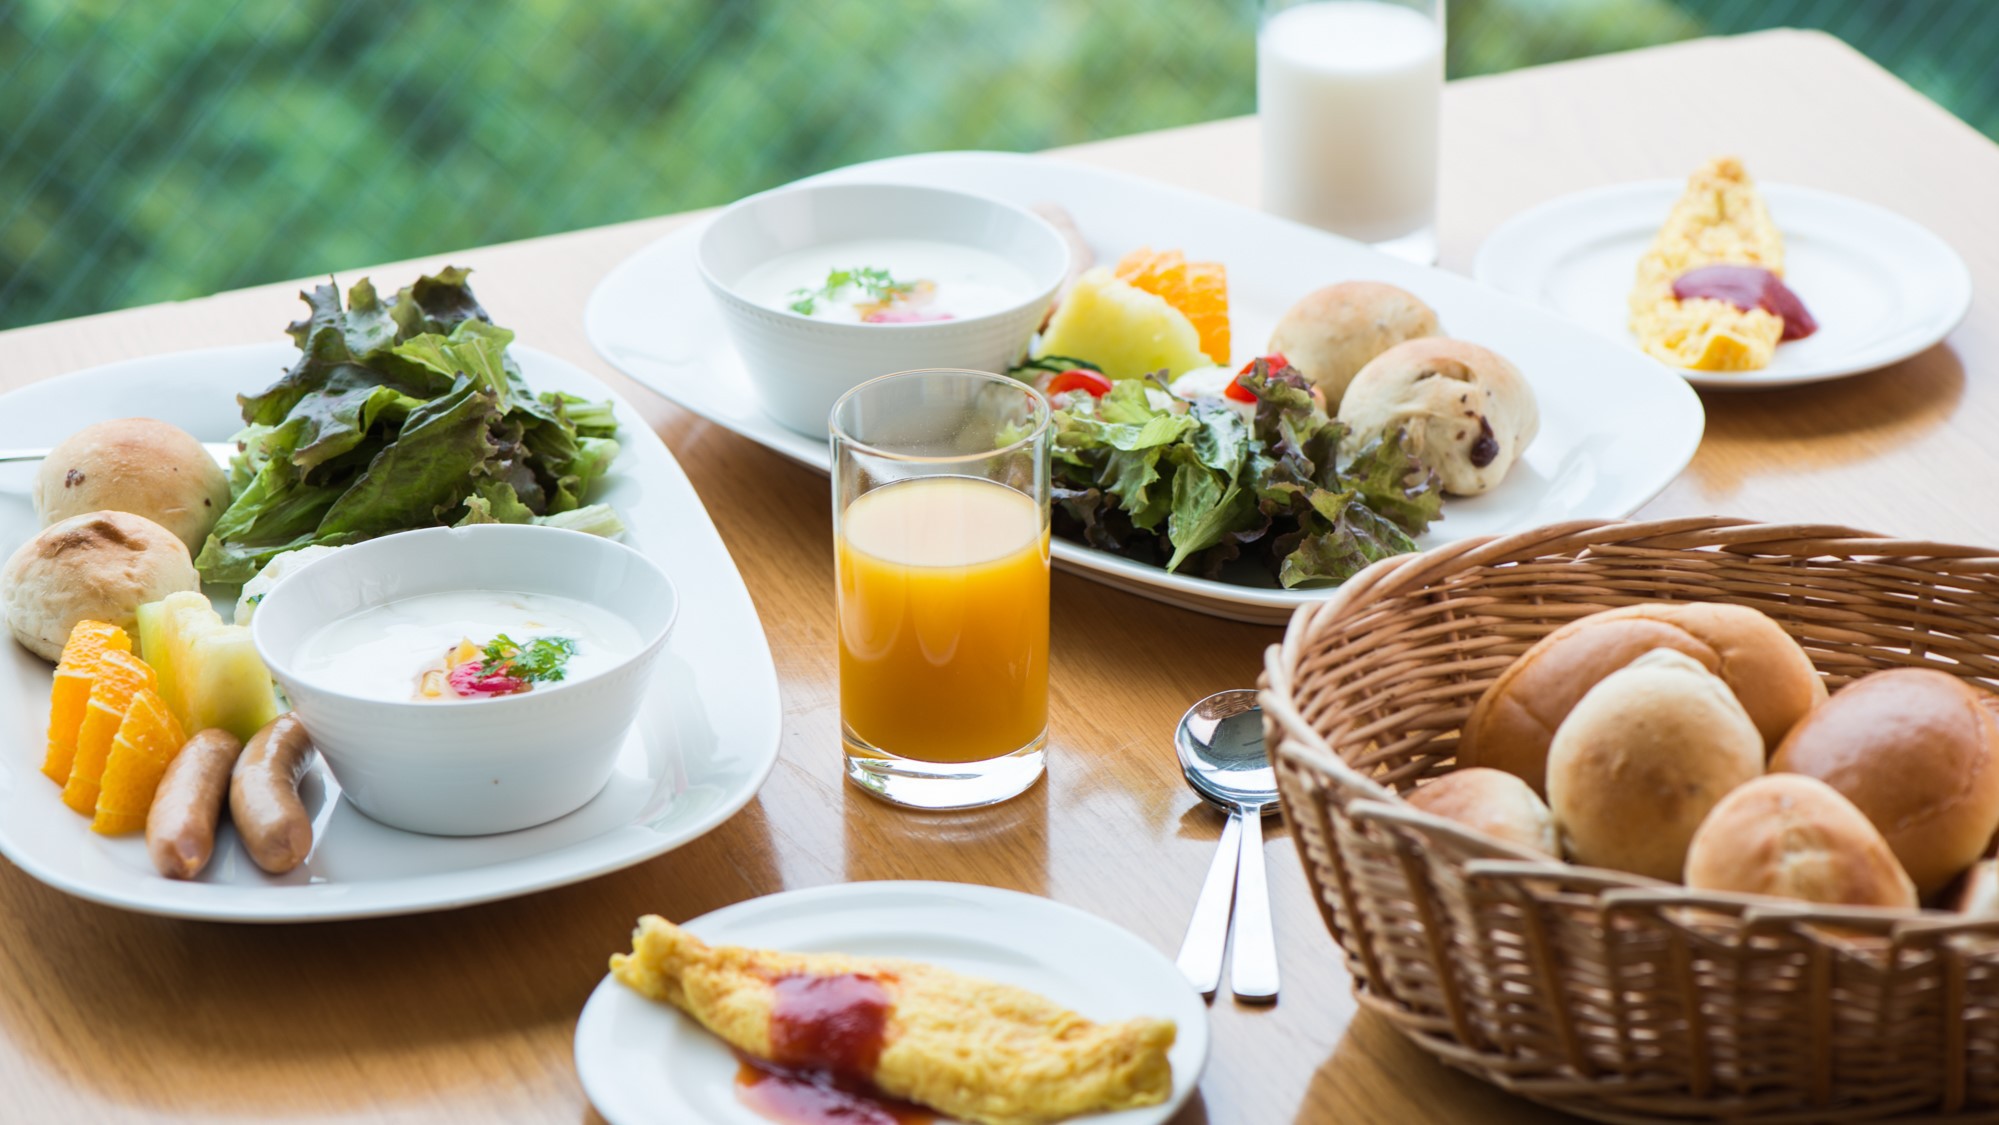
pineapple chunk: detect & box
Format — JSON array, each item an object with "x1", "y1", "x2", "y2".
[{"x1": 1037, "y1": 268, "x2": 1210, "y2": 380}]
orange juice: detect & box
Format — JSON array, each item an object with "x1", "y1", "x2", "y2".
[{"x1": 837, "y1": 476, "x2": 1050, "y2": 764}]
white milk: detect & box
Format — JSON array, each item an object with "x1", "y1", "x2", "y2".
[{"x1": 1258, "y1": 1, "x2": 1443, "y2": 247}]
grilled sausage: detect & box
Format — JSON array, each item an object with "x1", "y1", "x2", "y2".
[
  {"x1": 230, "y1": 714, "x2": 316, "y2": 874},
  {"x1": 145, "y1": 728, "x2": 245, "y2": 880}
]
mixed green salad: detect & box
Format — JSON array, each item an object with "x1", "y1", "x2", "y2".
[
  {"x1": 195, "y1": 268, "x2": 622, "y2": 584},
  {"x1": 1023, "y1": 356, "x2": 1441, "y2": 589}
]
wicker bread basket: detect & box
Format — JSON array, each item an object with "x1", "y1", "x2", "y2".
[{"x1": 1261, "y1": 517, "x2": 1999, "y2": 1123}]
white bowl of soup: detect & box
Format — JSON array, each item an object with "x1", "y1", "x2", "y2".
[
  {"x1": 250, "y1": 525, "x2": 678, "y2": 836},
  {"x1": 697, "y1": 182, "x2": 1070, "y2": 435}
]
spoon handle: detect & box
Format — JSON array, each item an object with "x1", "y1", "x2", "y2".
[
  {"x1": 1230, "y1": 807, "x2": 1279, "y2": 1002},
  {"x1": 1174, "y1": 811, "x2": 1242, "y2": 997}
]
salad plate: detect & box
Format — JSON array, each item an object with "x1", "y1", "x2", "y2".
[
  {"x1": 1474, "y1": 180, "x2": 1973, "y2": 390},
  {"x1": 586, "y1": 151, "x2": 1704, "y2": 624},
  {"x1": 574, "y1": 880, "x2": 1209, "y2": 1125},
  {"x1": 0, "y1": 342, "x2": 781, "y2": 922}
]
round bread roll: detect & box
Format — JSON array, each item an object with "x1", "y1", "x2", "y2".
[
  {"x1": 1404, "y1": 767, "x2": 1557, "y2": 857},
  {"x1": 1461, "y1": 602, "x2": 1825, "y2": 795},
  {"x1": 33, "y1": 418, "x2": 232, "y2": 554},
  {"x1": 1954, "y1": 859, "x2": 1999, "y2": 914},
  {"x1": 1770, "y1": 668, "x2": 1999, "y2": 899},
  {"x1": 1267, "y1": 281, "x2": 1439, "y2": 408},
  {"x1": 1336, "y1": 338, "x2": 1538, "y2": 496},
  {"x1": 1685, "y1": 774, "x2": 1916, "y2": 908},
  {"x1": 1546, "y1": 649, "x2": 1764, "y2": 881},
  {"x1": 0, "y1": 511, "x2": 199, "y2": 661}
]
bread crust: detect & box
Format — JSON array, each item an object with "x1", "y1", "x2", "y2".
[
  {"x1": 1335, "y1": 337, "x2": 1539, "y2": 496},
  {"x1": 1771, "y1": 668, "x2": 1999, "y2": 898},
  {"x1": 1404, "y1": 767, "x2": 1558, "y2": 857},
  {"x1": 1267, "y1": 281, "x2": 1438, "y2": 409},
  {"x1": 1, "y1": 510, "x2": 198, "y2": 661},
  {"x1": 1685, "y1": 774, "x2": 1916, "y2": 908},
  {"x1": 32, "y1": 418, "x2": 232, "y2": 554},
  {"x1": 1546, "y1": 649, "x2": 1764, "y2": 881}
]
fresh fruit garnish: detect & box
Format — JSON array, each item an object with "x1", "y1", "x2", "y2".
[
  {"x1": 143, "y1": 591, "x2": 282, "y2": 742},
  {"x1": 43, "y1": 620, "x2": 131, "y2": 786},
  {"x1": 91, "y1": 689, "x2": 188, "y2": 836},
  {"x1": 1114, "y1": 247, "x2": 1230, "y2": 364},
  {"x1": 1037, "y1": 268, "x2": 1209, "y2": 380},
  {"x1": 1045, "y1": 369, "x2": 1114, "y2": 398},
  {"x1": 62, "y1": 649, "x2": 157, "y2": 815}
]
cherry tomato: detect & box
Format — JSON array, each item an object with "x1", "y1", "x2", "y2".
[
  {"x1": 1045, "y1": 369, "x2": 1113, "y2": 398},
  {"x1": 1225, "y1": 352, "x2": 1290, "y2": 403}
]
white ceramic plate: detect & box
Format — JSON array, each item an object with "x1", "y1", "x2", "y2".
[
  {"x1": 586, "y1": 151, "x2": 1704, "y2": 624},
  {"x1": 1473, "y1": 180, "x2": 1973, "y2": 390},
  {"x1": 574, "y1": 881, "x2": 1209, "y2": 1125},
  {"x1": 0, "y1": 342, "x2": 781, "y2": 922}
]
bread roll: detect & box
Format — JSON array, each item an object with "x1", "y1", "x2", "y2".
[
  {"x1": 1685, "y1": 774, "x2": 1916, "y2": 908},
  {"x1": 1404, "y1": 767, "x2": 1558, "y2": 857},
  {"x1": 1954, "y1": 859, "x2": 1999, "y2": 914},
  {"x1": 1770, "y1": 668, "x2": 1999, "y2": 898},
  {"x1": 32, "y1": 418, "x2": 232, "y2": 554},
  {"x1": 1267, "y1": 281, "x2": 1439, "y2": 408},
  {"x1": 1, "y1": 511, "x2": 199, "y2": 661},
  {"x1": 1461, "y1": 602, "x2": 1825, "y2": 794},
  {"x1": 1546, "y1": 649, "x2": 1764, "y2": 881},
  {"x1": 1336, "y1": 338, "x2": 1538, "y2": 496}
]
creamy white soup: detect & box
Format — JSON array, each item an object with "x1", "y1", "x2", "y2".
[
  {"x1": 294, "y1": 590, "x2": 643, "y2": 702},
  {"x1": 734, "y1": 238, "x2": 1036, "y2": 323}
]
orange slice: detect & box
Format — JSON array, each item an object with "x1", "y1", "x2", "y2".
[
  {"x1": 42, "y1": 621, "x2": 132, "y2": 786},
  {"x1": 1115, "y1": 248, "x2": 1230, "y2": 364},
  {"x1": 61, "y1": 649, "x2": 157, "y2": 816},
  {"x1": 91, "y1": 690, "x2": 188, "y2": 835}
]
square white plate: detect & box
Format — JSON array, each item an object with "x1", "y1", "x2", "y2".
[
  {"x1": 0, "y1": 342, "x2": 780, "y2": 922},
  {"x1": 585, "y1": 151, "x2": 1704, "y2": 624}
]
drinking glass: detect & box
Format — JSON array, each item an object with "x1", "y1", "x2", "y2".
[
  {"x1": 830, "y1": 369, "x2": 1051, "y2": 810},
  {"x1": 1258, "y1": 0, "x2": 1446, "y2": 263}
]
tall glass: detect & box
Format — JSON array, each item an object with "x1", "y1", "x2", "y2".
[
  {"x1": 1258, "y1": 0, "x2": 1445, "y2": 264},
  {"x1": 830, "y1": 369, "x2": 1051, "y2": 810}
]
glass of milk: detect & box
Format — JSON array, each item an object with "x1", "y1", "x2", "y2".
[{"x1": 1258, "y1": 0, "x2": 1445, "y2": 263}]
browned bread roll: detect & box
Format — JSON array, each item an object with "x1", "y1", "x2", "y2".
[
  {"x1": 1546, "y1": 649, "x2": 1764, "y2": 881},
  {"x1": 1, "y1": 510, "x2": 199, "y2": 661},
  {"x1": 1266, "y1": 281, "x2": 1439, "y2": 409},
  {"x1": 1461, "y1": 602, "x2": 1824, "y2": 794},
  {"x1": 1404, "y1": 767, "x2": 1557, "y2": 857},
  {"x1": 1770, "y1": 668, "x2": 1999, "y2": 898},
  {"x1": 1685, "y1": 774, "x2": 1916, "y2": 908},
  {"x1": 1336, "y1": 338, "x2": 1538, "y2": 497},
  {"x1": 32, "y1": 418, "x2": 231, "y2": 554}
]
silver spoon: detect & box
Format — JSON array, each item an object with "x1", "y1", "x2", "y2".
[{"x1": 1172, "y1": 689, "x2": 1280, "y2": 1003}]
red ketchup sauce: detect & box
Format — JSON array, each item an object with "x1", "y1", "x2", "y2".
[
  {"x1": 733, "y1": 973, "x2": 934, "y2": 1125},
  {"x1": 1671, "y1": 264, "x2": 1818, "y2": 341}
]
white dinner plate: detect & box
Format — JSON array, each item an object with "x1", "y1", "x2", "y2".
[
  {"x1": 574, "y1": 881, "x2": 1209, "y2": 1125},
  {"x1": 585, "y1": 151, "x2": 1705, "y2": 625},
  {"x1": 0, "y1": 342, "x2": 781, "y2": 922},
  {"x1": 1473, "y1": 180, "x2": 1973, "y2": 390}
]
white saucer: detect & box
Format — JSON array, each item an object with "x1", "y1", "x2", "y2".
[
  {"x1": 574, "y1": 881, "x2": 1210, "y2": 1125},
  {"x1": 0, "y1": 343, "x2": 781, "y2": 922},
  {"x1": 587, "y1": 151, "x2": 1704, "y2": 624},
  {"x1": 1473, "y1": 180, "x2": 1972, "y2": 389}
]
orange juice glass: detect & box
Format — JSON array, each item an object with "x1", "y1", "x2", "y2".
[{"x1": 830, "y1": 369, "x2": 1051, "y2": 809}]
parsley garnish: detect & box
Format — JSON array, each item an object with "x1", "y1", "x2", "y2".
[
  {"x1": 477, "y1": 634, "x2": 578, "y2": 684},
  {"x1": 788, "y1": 267, "x2": 914, "y2": 316}
]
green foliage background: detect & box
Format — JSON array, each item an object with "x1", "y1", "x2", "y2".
[{"x1": 0, "y1": 0, "x2": 1992, "y2": 331}]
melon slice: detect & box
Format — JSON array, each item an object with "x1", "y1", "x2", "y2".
[{"x1": 1037, "y1": 268, "x2": 1210, "y2": 380}]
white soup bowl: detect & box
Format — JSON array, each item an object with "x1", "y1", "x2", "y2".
[
  {"x1": 250, "y1": 525, "x2": 678, "y2": 836},
  {"x1": 697, "y1": 181, "x2": 1070, "y2": 436}
]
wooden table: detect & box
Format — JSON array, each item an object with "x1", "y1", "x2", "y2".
[{"x1": 3, "y1": 28, "x2": 1994, "y2": 1124}]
